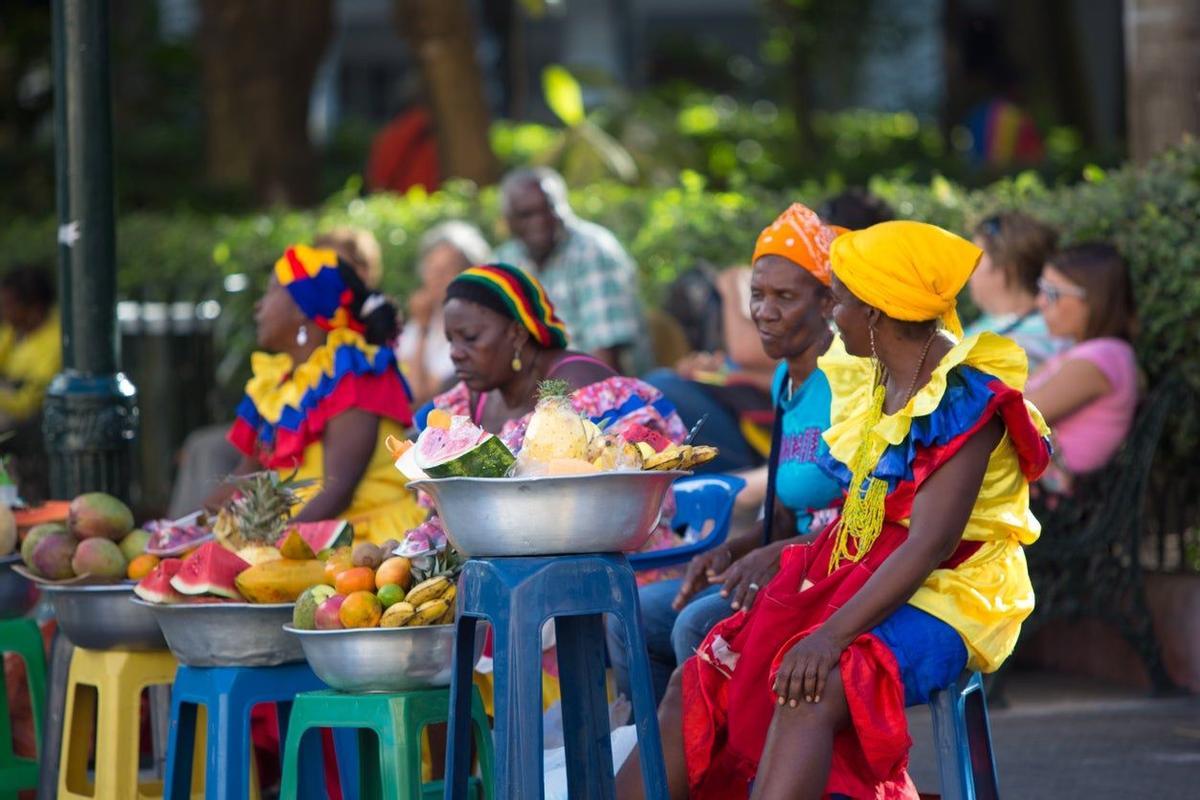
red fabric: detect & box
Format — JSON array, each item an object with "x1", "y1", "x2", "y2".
[
  {"x1": 228, "y1": 370, "x2": 414, "y2": 468},
  {"x1": 366, "y1": 109, "x2": 441, "y2": 194}
]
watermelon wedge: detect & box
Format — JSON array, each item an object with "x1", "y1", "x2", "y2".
[
  {"x1": 414, "y1": 416, "x2": 514, "y2": 478},
  {"x1": 170, "y1": 542, "x2": 249, "y2": 600},
  {"x1": 278, "y1": 520, "x2": 353, "y2": 554},
  {"x1": 134, "y1": 558, "x2": 186, "y2": 604},
  {"x1": 620, "y1": 423, "x2": 673, "y2": 453}
]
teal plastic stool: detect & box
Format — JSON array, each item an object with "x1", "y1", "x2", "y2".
[
  {"x1": 0, "y1": 617, "x2": 47, "y2": 799},
  {"x1": 280, "y1": 685, "x2": 493, "y2": 800}
]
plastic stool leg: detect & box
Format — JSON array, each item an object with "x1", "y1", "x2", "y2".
[
  {"x1": 205, "y1": 688, "x2": 252, "y2": 800},
  {"x1": 331, "y1": 726, "x2": 360, "y2": 799},
  {"x1": 616, "y1": 579, "x2": 670, "y2": 798},
  {"x1": 0, "y1": 619, "x2": 44, "y2": 797},
  {"x1": 445, "y1": 614, "x2": 480, "y2": 800},
  {"x1": 930, "y1": 672, "x2": 1000, "y2": 800},
  {"x1": 93, "y1": 668, "x2": 144, "y2": 799},
  {"x1": 36, "y1": 631, "x2": 72, "y2": 800},
  {"x1": 556, "y1": 613, "x2": 616, "y2": 799},
  {"x1": 279, "y1": 722, "x2": 314, "y2": 800},
  {"x1": 487, "y1": 615, "x2": 545, "y2": 800},
  {"x1": 166, "y1": 699, "x2": 200, "y2": 800}
]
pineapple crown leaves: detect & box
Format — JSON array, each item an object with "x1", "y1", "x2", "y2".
[
  {"x1": 536, "y1": 378, "x2": 572, "y2": 402},
  {"x1": 221, "y1": 469, "x2": 317, "y2": 544}
]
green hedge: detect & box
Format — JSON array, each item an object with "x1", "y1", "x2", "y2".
[{"x1": 2, "y1": 142, "x2": 1198, "y2": 455}]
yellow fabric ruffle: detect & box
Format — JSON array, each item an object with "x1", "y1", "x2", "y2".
[
  {"x1": 291, "y1": 418, "x2": 427, "y2": 545},
  {"x1": 818, "y1": 331, "x2": 1050, "y2": 672},
  {"x1": 243, "y1": 328, "x2": 387, "y2": 425}
]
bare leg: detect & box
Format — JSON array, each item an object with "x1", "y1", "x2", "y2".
[
  {"x1": 750, "y1": 667, "x2": 849, "y2": 800},
  {"x1": 614, "y1": 666, "x2": 690, "y2": 800}
]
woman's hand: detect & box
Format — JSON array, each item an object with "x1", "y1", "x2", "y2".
[
  {"x1": 772, "y1": 627, "x2": 845, "y2": 706},
  {"x1": 711, "y1": 540, "x2": 786, "y2": 610},
  {"x1": 673, "y1": 545, "x2": 733, "y2": 610}
]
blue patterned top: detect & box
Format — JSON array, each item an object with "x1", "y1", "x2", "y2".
[{"x1": 771, "y1": 362, "x2": 843, "y2": 534}]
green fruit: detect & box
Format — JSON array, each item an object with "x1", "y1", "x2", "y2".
[
  {"x1": 292, "y1": 584, "x2": 336, "y2": 629},
  {"x1": 316, "y1": 548, "x2": 333, "y2": 561},
  {"x1": 69, "y1": 492, "x2": 134, "y2": 541},
  {"x1": 119, "y1": 529, "x2": 151, "y2": 562},
  {"x1": 376, "y1": 584, "x2": 405, "y2": 609},
  {"x1": 71, "y1": 538, "x2": 127, "y2": 580}
]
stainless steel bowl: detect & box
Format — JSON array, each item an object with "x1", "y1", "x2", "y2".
[
  {"x1": 44, "y1": 583, "x2": 167, "y2": 651},
  {"x1": 285, "y1": 622, "x2": 486, "y2": 693},
  {"x1": 410, "y1": 470, "x2": 687, "y2": 557},
  {"x1": 0, "y1": 554, "x2": 36, "y2": 619},
  {"x1": 132, "y1": 599, "x2": 302, "y2": 667}
]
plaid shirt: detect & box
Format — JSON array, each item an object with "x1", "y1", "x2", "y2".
[{"x1": 495, "y1": 219, "x2": 647, "y2": 366}]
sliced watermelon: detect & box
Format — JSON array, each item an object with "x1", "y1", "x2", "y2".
[
  {"x1": 169, "y1": 542, "x2": 249, "y2": 600},
  {"x1": 279, "y1": 520, "x2": 353, "y2": 554},
  {"x1": 620, "y1": 423, "x2": 673, "y2": 453},
  {"x1": 144, "y1": 519, "x2": 214, "y2": 557},
  {"x1": 134, "y1": 558, "x2": 186, "y2": 604},
  {"x1": 414, "y1": 416, "x2": 515, "y2": 478}
]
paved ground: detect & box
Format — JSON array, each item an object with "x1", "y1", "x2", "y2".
[{"x1": 906, "y1": 669, "x2": 1200, "y2": 799}]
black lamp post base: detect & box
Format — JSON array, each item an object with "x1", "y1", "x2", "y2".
[{"x1": 43, "y1": 370, "x2": 138, "y2": 500}]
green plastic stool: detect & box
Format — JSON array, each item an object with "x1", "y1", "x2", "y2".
[
  {"x1": 279, "y1": 685, "x2": 494, "y2": 800},
  {"x1": 0, "y1": 617, "x2": 47, "y2": 800}
]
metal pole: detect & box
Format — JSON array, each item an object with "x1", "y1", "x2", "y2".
[{"x1": 44, "y1": 0, "x2": 138, "y2": 500}]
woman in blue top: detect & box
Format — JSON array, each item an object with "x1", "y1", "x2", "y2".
[{"x1": 607, "y1": 204, "x2": 845, "y2": 702}]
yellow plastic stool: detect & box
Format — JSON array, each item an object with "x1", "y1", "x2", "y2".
[{"x1": 58, "y1": 648, "x2": 204, "y2": 800}]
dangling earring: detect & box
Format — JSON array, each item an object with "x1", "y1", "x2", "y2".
[
  {"x1": 511, "y1": 348, "x2": 523, "y2": 372},
  {"x1": 868, "y1": 323, "x2": 878, "y2": 360},
  {"x1": 296, "y1": 325, "x2": 309, "y2": 346}
]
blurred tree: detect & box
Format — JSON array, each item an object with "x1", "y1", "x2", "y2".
[
  {"x1": 394, "y1": 0, "x2": 498, "y2": 185},
  {"x1": 1125, "y1": 0, "x2": 1200, "y2": 162},
  {"x1": 198, "y1": 0, "x2": 331, "y2": 205}
]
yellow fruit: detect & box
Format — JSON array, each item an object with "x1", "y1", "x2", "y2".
[
  {"x1": 405, "y1": 575, "x2": 451, "y2": 607},
  {"x1": 375, "y1": 556, "x2": 413, "y2": 590},
  {"x1": 323, "y1": 547, "x2": 353, "y2": 585},
  {"x1": 684, "y1": 445, "x2": 719, "y2": 468},
  {"x1": 339, "y1": 590, "x2": 383, "y2": 628},
  {"x1": 634, "y1": 442, "x2": 656, "y2": 461},
  {"x1": 440, "y1": 584, "x2": 457, "y2": 605},
  {"x1": 380, "y1": 601, "x2": 416, "y2": 627},
  {"x1": 413, "y1": 598, "x2": 449, "y2": 625},
  {"x1": 127, "y1": 553, "x2": 160, "y2": 580},
  {"x1": 644, "y1": 448, "x2": 685, "y2": 471},
  {"x1": 543, "y1": 457, "x2": 601, "y2": 476},
  {"x1": 436, "y1": 596, "x2": 456, "y2": 625},
  {"x1": 278, "y1": 530, "x2": 316, "y2": 560},
  {"x1": 234, "y1": 559, "x2": 327, "y2": 603},
  {"x1": 237, "y1": 546, "x2": 283, "y2": 567},
  {"x1": 426, "y1": 409, "x2": 452, "y2": 430}
]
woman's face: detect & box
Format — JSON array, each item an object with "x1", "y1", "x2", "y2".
[
  {"x1": 444, "y1": 298, "x2": 521, "y2": 392},
  {"x1": 968, "y1": 236, "x2": 1007, "y2": 314},
  {"x1": 254, "y1": 275, "x2": 306, "y2": 351},
  {"x1": 830, "y1": 273, "x2": 875, "y2": 358},
  {"x1": 1036, "y1": 265, "x2": 1089, "y2": 341},
  {"x1": 748, "y1": 256, "x2": 831, "y2": 360}
]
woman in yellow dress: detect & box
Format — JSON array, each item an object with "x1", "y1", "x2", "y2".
[
  {"x1": 219, "y1": 244, "x2": 425, "y2": 543},
  {"x1": 617, "y1": 221, "x2": 1053, "y2": 799}
]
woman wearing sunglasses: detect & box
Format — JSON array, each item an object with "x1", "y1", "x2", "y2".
[
  {"x1": 966, "y1": 212, "x2": 1067, "y2": 373},
  {"x1": 1026, "y1": 243, "x2": 1139, "y2": 491}
]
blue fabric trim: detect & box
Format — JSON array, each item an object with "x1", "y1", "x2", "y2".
[
  {"x1": 589, "y1": 394, "x2": 677, "y2": 430},
  {"x1": 871, "y1": 604, "x2": 967, "y2": 707}
]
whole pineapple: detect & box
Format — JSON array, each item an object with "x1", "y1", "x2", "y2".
[
  {"x1": 521, "y1": 379, "x2": 589, "y2": 462},
  {"x1": 213, "y1": 471, "x2": 311, "y2": 550}
]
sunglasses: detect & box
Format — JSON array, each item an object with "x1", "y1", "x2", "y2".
[
  {"x1": 1037, "y1": 277, "x2": 1086, "y2": 304},
  {"x1": 979, "y1": 215, "x2": 1003, "y2": 238}
]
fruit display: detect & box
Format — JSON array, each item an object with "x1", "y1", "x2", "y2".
[
  {"x1": 403, "y1": 412, "x2": 516, "y2": 479},
  {"x1": 144, "y1": 517, "x2": 212, "y2": 557},
  {"x1": 212, "y1": 470, "x2": 311, "y2": 552},
  {"x1": 16, "y1": 493, "x2": 153, "y2": 583},
  {"x1": 290, "y1": 545, "x2": 460, "y2": 631}
]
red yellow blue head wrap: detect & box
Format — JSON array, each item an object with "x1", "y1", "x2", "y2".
[
  {"x1": 444, "y1": 263, "x2": 569, "y2": 349},
  {"x1": 275, "y1": 245, "x2": 363, "y2": 334}
]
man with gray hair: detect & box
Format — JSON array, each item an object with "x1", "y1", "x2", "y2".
[{"x1": 495, "y1": 167, "x2": 647, "y2": 373}]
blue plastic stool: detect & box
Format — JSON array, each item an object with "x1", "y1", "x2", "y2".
[
  {"x1": 628, "y1": 474, "x2": 746, "y2": 572},
  {"x1": 928, "y1": 671, "x2": 1000, "y2": 800},
  {"x1": 163, "y1": 663, "x2": 335, "y2": 800},
  {"x1": 445, "y1": 554, "x2": 668, "y2": 800}
]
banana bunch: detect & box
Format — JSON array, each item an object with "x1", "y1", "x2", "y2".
[
  {"x1": 634, "y1": 442, "x2": 719, "y2": 471},
  {"x1": 380, "y1": 576, "x2": 457, "y2": 627}
]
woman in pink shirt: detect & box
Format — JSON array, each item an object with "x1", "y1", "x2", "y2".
[{"x1": 1026, "y1": 243, "x2": 1139, "y2": 490}]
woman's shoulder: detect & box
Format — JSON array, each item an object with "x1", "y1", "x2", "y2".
[{"x1": 547, "y1": 351, "x2": 618, "y2": 390}]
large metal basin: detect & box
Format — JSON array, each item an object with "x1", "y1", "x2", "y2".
[
  {"x1": 285, "y1": 622, "x2": 485, "y2": 693},
  {"x1": 0, "y1": 554, "x2": 36, "y2": 618},
  {"x1": 410, "y1": 470, "x2": 686, "y2": 557},
  {"x1": 133, "y1": 599, "x2": 301, "y2": 667},
  {"x1": 44, "y1": 583, "x2": 167, "y2": 651}
]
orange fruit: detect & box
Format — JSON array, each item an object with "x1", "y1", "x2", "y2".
[
  {"x1": 375, "y1": 556, "x2": 412, "y2": 590},
  {"x1": 323, "y1": 548, "x2": 354, "y2": 586},
  {"x1": 335, "y1": 566, "x2": 376, "y2": 595},
  {"x1": 426, "y1": 408, "x2": 452, "y2": 429},
  {"x1": 127, "y1": 553, "x2": 160, "y2": 580},
  {"x1": 338, "y1": 590, "x2": 383, "y2": 628}
]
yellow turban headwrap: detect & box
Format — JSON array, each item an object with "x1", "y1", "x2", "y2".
[
  {"x1": 829, "y1": 220, "x2": 982, "y2": 338},
  {"x1": 752, "y1": 203, "x2": 847, "y2": 287}
]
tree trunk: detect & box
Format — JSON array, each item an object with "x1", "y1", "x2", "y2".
[
  {"x1": 1125, "y1": 0, "x2": 1200, "y2": 162},
  {"x1": 198, "y1": 0, "x2": 331, "y2": 205},
  {"x1": 394, "y1": 0, "x2": 499, "y2": 185}
]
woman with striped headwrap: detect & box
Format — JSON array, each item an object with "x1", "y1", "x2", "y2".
[{"x1": 214, "y1": 244, "x2": 426, "y2": 544}]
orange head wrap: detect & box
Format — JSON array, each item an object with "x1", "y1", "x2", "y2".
[{"x1": 751, "y1": 203, "x2": 847, "y2": 287}]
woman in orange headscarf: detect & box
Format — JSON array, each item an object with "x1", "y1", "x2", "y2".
[{"x1": 616, "y1": 220, "x2": 1052, "y2": 799}]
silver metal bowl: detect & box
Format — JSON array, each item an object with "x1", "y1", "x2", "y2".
[
  {"x1": 410, "y1": 470, "x2": 687, "y2": 557},
  {"x1": 132, "y1": 599, "x2": 302, "y2": 667},
  {"x1": 43, "y1": 583, "x2": 167, "y2": 651},
  {"x1": 285, "y1": 622, "x2": 486, "y2": 693},
  {"x1": 0, "y1": 554, "x2": 36, "y2": 619}
]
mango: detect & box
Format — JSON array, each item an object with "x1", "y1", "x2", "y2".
[
  {"x1": 315, "y1": 595, "x2": 346, "y2": 629},
  {"x1": 32, "y1": 533, "x2": 77, "y2": 580},
  {"x1": 293, "y1": 584, "x2": 336, "y2": 629},
  {"x1": 119, "y1": 529, "x2": 151, "y2": 561},
  {"x1": 22, "y1": 523, "x2": 67, "y2": 568},
  {"x1": 69, "y1": 493, "x2": 134, "y2": 541},
  {"x1": 234, "y1": 558, "x2": 326, "y2": 603},
  {"x1": 71, "y1": 538, "x2": 127, "y2": 580}
]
